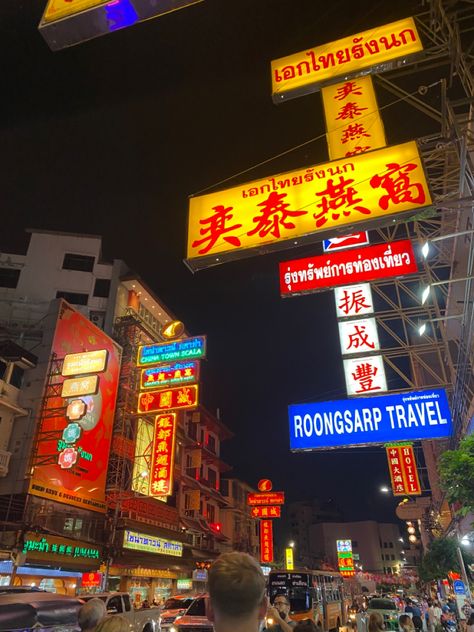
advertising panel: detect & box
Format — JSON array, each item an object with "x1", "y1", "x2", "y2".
[
  {"x1": 29, "y1": 301, "x2": 121, "y2": 513},
  {"x1": 323, "y1": 232, "x2": 369, "y2": 252},
  {"x1": 62, "y1": 350, "x2": 108, "y2": 376},
  {"x1": 61, "y1": 374, "x2": 99, "y2": 398},
  {"x1": 289, "y1": 389, "x2": 452, "y2": 451},
  {"x1": 343, "y1": 354, "x2": 387, "y2": 396},
  {"x1": 137, "y1": 385, "x2": 199, "y2": 414},
  {"x1": 260, "y1": 520, "x2": 274, "y2": 563},
  {"x1": 285, "y1": 547, "x2": 294, "y2": 570},
  {"x1": 335, "y1": 283, "x2": 374, "y2": 318},
  {"x1": 337, "y1": 539, "x2": 355, "y2": 576},
  {"x1": 82, "y1": 572, "x2": 102, "y2": 588},
  {"x1": 271, "y1": 17, "x2": 423, "y2": 100},
  {"x1": 248, "y1": 491, "x2": 285, "y2": 506},
  {"x1": 322, "y1": 76, "x2": 386, "y2": 160},
  {"x1": 187, "y1": 142, "x2": 431, "y2": 270},
  {"x1": 23, "y1": 532, "x2": 101, "y2": 565},
  {"x1": 123, "y1": 529, "x2": 183, "y2": 557},
  {"x1": 386, "y1": 443, "x2": 422, "y2": 495},
  {"x1": 137, "y1": 337, "x2": 206, "y2": 366},
  {"x1": 149, "y1": 413, "x2": 177, "y2": 497},
  {"x1": 339, "y1": 317, "x2": 380, "y2": 355},
  {"x1": 280, "y1": 240, "x2": 418, "y2": 296},
  {"x1": 250, "y1": 506, "x2": 282, "y2": 519},
  {"x1": 140, "y1": 360, "x2": 200, "y2": 390}
]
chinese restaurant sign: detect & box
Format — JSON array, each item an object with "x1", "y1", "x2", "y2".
[
  {"x1": 248, "y1": 491, "x2": 285, "y2": 506},
  {"x1": 339, "y1": 318, "x2": 380, "y2": 355},
  {"x1": 260, "y1": 520, "x2": 274, "y2": 563},
  {"x1": 280, "y1": 239, "x2": 418, "y2": 296},
  {"x1": 138, "y1": 337, "x2": 206, "y2": 366},
  {"x1": 187, "y1": 141, "x2": 431, "y2": 270},
  {"x1": 289, "y1": 389, "x2": 452, "y2": 451},
  {"x1": 386, "y1": 443, "x2": 422, "y2": 495},
  {"x1": 149, "y1": 413, "x2": 177, "y2": 497},
  {"x1": 29, "y1": 301, "x2": 121, "y2": 513},
  {"x1": 337, "y1": 539, "x2": 355, "y2": 577},
  {"x1": 271, "y1": 17, "x2": 423, "y2": 101},
  {"x1": 343, "y1": 354, "x2": 387, "y2": 396},
  {"x1": 335, "y1": 283, "x2": 374, "y2": 318},
  {"x1": 137, "y1": 385, "x2": 199, "y2": 414},
  {"x1": 322, "y1": 76, "x2": 386, "y2": 160},
  {"x1": 140, "y1": 360, "x2": 200, "y2": 390},
  {"x1": 23, "y1": 532, "x2": 101, "y2": 564},
  {"x1": 123, "y1": 529, "x2": 183, "y2": 557},
  {"x1": 250, "y1": 506, "x2": 282, "y2": 518}
]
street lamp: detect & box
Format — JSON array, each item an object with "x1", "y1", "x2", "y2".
[
  {"x1": 289, "y1": 541, "x2": 295, "y2": 548},
  {"x1": 380, "y1": 486, "x2": 390, "y2": 493},
  {"x1": 420, "y1": 276, "x2": 474, "y2": 305},
  {"x1": 421, "y1": 229, "x2": 474, "y2": 259},
  {"x1": 417, "y1": 314, "x2": 464, "y2": 335}
]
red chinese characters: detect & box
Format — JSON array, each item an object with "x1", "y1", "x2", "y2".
[
  {"x1": 247, "y1": 491, "x2": 285, "y2": 506},
  {"x1": 260, "y1": 520, "x2": 274, "y2": 563},
  {"x1": 149, "y1": 413, "x2": 177, "y2": 497},
  {"x1": 250, "y1": 506, "x2": 282, "y2": 519},
  {"x1": 343, "y1": 355, "x2": 387, "y2": 396},
  {"x1": 280, "y1": 239, "x2": 418, "y2": 296},
  {"x1": 137, "y1": 385, "x2": 199, "y2": 414},
  {"x1": 386, "y1": 444, "x2": 422, "y2": 496}
]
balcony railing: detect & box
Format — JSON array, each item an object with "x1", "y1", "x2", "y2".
[{"x1": 0, "y1": 449, "x2": 12, "y2": 477}]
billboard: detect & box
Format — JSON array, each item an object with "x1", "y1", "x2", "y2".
[
  {"x1": 271, "y1": 17, "x2": 423, "y2": 101},
  {"x1": 187, "y1": 141, "x2": 431, "y2": 271},
  {"x1": 137, "y1": 337, "x2": 206, "y2": 366},
  {"x1": 140, "y1": 360, "x2": 200, "y2": 390},
  {"x1": 289, "y1": 389, "x2": 452, "y2": 451},
  {"x1": 386, "y1": 443, "x2": 422, "y2": 495},
  {"x1": 248, "y1": 491, "x2": 285, "y2": 506},
  {"x1": 29, "y1": 301, "x2": 121, "y2": 513},
  {"x1": 123, "y1": 529, "x2": 183, "y2": 557},
  {"x1": 149, "y1": 413, "x2": 177, "y2": 497},
  {"x1": 280, "y1": 239, "x2": 418, "y2": 296},
  {"x1": 137, "y1": 385, "x2": 199, "y2": 414}
]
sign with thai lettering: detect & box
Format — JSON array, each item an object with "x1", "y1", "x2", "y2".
[
  {"x1": 335, "y1": 283, "x2": 374, "y2": 318},
  {"x1": 323, "y1": 232, "x2": 369, "y2": 252},
  {"x1": 140, "y1": 361, "x2": 200, "y2": 390},
  {"x1": 280, "y1": 239, "x2": 418, "y2": 296},
  {"x1": 285, "y1": 547, "x2": 294, "y2": 570},
  {"x1": 322, "y1": 76, "x2": 387, "y2": 160},
  {"x1": 62, "y1": 349, "x2": 108, "y2": 376},
  {"x1": 248, "y1": 491, "x2": 285, "y2": 506},
  {"x1": 137, "y1": 385, "x2": 199, "y2": 414},
  {"x1": 343, "y1": 354, "x2": 387, "y2": 396},
  {"x1": 123, "y1": 529, "x2": 183, "y2": 557},
  {"x1": 138, "y1": 337, "x2": 206, "y2": 366},
  {"x1": 339, "y1": 317, "x2": 380, "y2": 355},
  {"x1": 289, "y1": 389, "x2": 452, "y2": 451},
  {"x1": 260, "y1": 520, "x2": 274, "y2": 563},
  {"x1": 23, "y1": 532, "x2": 101, "y2": 564},
  {"x1": 149, "y1": 413, "x2": 177, "y2": 497},
  {"x1": 250, "y1": 506, "x2": 282, "y2": 519},
  {"x1": 386, "y1": 443, "x2": 422, "y2": 495},
  {"x1": 187, "y1": 142, "x2": 431, "y2": 271},
  {"x1": 271, "y1": 17, "x2": 423, "y2": 101}
]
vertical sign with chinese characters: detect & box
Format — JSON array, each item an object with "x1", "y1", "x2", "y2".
[
  {"x1": 150, "y1": 413, "x2": 177, "y2": 497},
  {"x1": 337, "y1": 539, "x2": 355, "y2": 577},
  {"x1": 260, "y1": 520, "x2": 274, "y2": 563},
  {"x1": 386, "y1": 443, "x2": 422, "y2": 495}
]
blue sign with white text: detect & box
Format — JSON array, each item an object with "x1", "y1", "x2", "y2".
[
  {"x1": 453, "y1": 580, "x2": 466, "y2": 595},
  {"x1": 289, "y1": 389, "x2": 452, "y2": 451}
]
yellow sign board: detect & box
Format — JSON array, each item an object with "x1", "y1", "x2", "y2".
[
  {"x1": 42, "y1": 0, "x2": 109, "y2": 23},
  {"x1": 186, "y1": 141, "x2": 431, "y2": 270},
  {"x1": 61, "y1": 375, "x2": 99, "y2": 398},
  {"x1": 271, "y1": 17, "x2": 423, "y2": 101},
  {"x1": 62, "y1": 350, "x2": 108, "y2": 377},
  {"x1": 285, "y1": 547, "x2": 294, "y2": 570},
  {"x1": 322, "y1": 76, "x2": 387, "y2": 161}
]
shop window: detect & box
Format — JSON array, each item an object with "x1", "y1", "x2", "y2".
[
  {"x1": 0, "y1": 268, "x2": 20, "y2": 288},
  {"x1": 93, "y1": 278, "x2": 111, "y2": 298},
  {"x1": 56, "y1": 290, "x2": 89, "y2": 305},
  {"x1": 62, "y1": 253, "x2": 95, "y2": 272}
]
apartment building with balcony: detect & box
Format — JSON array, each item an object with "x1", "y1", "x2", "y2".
[{"x1": 220, "y1": 478, "x2": 260, "y2": 558}]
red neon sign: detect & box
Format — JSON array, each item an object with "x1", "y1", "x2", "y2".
[
  {"x1": 137, "y1": 385, "x2": 198, "y2": 414},
  {"x1": 386, "y1": 444, "x2": 422, "y2": 496},
  {"x1": 251, "y1": 506, "x2": 281, "y2": 519},
  {"x1": 81, "y1": 572, "x2": 102, "y2": 588},
  {"x1": 149, "y1": 413, "x2": 177, "y2": 497},
  {"x1": 280, "y1": 239, "x2": 418, "y2": 296},
  {"x1": 247, "y1": 491, "x2": 285, "y2": 506},
  {"x1": 260, "y1": 520, "x2": 274, "y2": 563}
]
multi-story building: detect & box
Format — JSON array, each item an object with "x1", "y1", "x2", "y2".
[{"x1": 220, "y1": 478, "x2": 260, "y2": 558}]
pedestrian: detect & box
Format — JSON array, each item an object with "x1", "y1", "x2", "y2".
[
  {"x1": 368, "y1": 613, "x2": 385, "y2": 632},
  {"x1": 406, "y1": 600, "x2": 423, "y2": 619},
  {"x1": 141, "y1": 599, "x2": 150, "y2": 609},
  {"x1": 400, "y1": 615, "x2": 415, "y2": 632},
  {"x1": 427, "y1": 601, "x2": 442, "y2": 632},
  {"x1": 293, "y1": 621, "x2": 318, "y2": 632},
  {"x1": 78, "y1": 598, "x2": 107, "y2": 632},
  {"x1": 206, "y1": 551, "x2": 268, "y2": 632},
  {"x1": 466, "y1": 613, "x2": 474, "y2": 632},
  {"x1": 94, "y1": 615, "x2": 130, "y2": 632},
  {"x1": 267, "y1": 595, "x2": 297, "y2": 632}
]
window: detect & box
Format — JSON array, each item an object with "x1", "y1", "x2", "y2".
[
  {"x1": 0, "y1": 360, "x2": 7, "y2": 381},
  {"x1": 383, "y1": 542, "x2": 388, "y2": 548},
  {"x1": 207, "y1": 468, "x2": 217, "y2": 488},
  {"x1": 187, "y1": 598, "x2": 206, "y2": 617},
  {"x1": 0, "y1": 268, "x2": 20, "y2": 288},
  {"x1": 389, "y1": 541, "x2": 394, "y2": 548},
  {"x1": 93, "y1": 278, "x2": 111, "y2": 298},
  {"x1": 107, "y1": 595, "x2": 123, "y2": 613},
  {"x1": 207, "y1": 503, "x2": 216, "y2": 523},
  {"x1": 207, "y1": 433, "x2": 217, "y2": 454},
  {"x1": 56, "y1": 291, "x2": 89, "y2": 305},
  {"x1": 10, "y1": 365, "x2": 24, "y2": 389},
  {"x1": 352, "y1": 540, "x2": 358, "y2": 547},
  {"x1": 62, "y1": 253, "x2": 95, "y2": 272},
  {"x1": 390, "y1": 554, "x2": 395, "y2": 560}
]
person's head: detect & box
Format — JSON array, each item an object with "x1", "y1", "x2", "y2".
[
  {"x1": 207, "y1": 552, "x2": 267, "y2": 627},
  {"x1": 294, "y1": 620, "x2": 318, "y2": 632},
  {"x1": 94, "y1": 615, "x2": 130, "y2": 632},
  {"x1": 406, "y1": 599, "x2": 412, "y2": 606},
  {"x1": 467, "y1": 613, "x2": 474, "y2": 626},
  {"x1": 78, "y1": 598, "x2": 107, "y2": 632},
  {"x1": 273, "y1": 595, "x2": 291, "y2": 620},
  {"x1": 399, "y1": 615, "x2": 415, "y2": 631},
  {"x1": 368, "y1": 612, "x2": 384, "y2": 632}
]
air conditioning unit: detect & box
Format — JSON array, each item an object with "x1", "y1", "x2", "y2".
[{"x1": 90, "y1": 311, "x2": 106, "y2": 329}]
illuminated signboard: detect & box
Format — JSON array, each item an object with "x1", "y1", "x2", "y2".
[
  {"x1": 322, "y1": 76, "x2": 387, "y2": 160},
  {"x1": 137, "y1": 385, "x2": 199, "y2": 414},
  {"x1": 337, "y1": 539, "x2": 355, "y2": 576},
  {"x1": 335, "y1": 283, "x2": 374, "y2": 318},
  {"x1": 247, "y1": 491, "x2": 285, "y2": 506},
  {"x1": 289, "y1": 389, "x2": 452, "y2": 451},
  {"x1": 258, "y1": 478, "x2": 273, "y2": 491},
  {"x1": 280, "y1": 240, "x2": 418, "y2": 296},
  {"x1": 29, "y1": 301, "x2": 121, "y2": 513},
  {"x1": 285, "y1": 548, "x2": 294, "y2": 570},
  {"x1": 271, "y1": 17, "x2": 423, "y2": 101},
  {"x1": 260, "y1": 520, "x2": 274, "y2": 563},
  {"x1": 149, "y1": 413, "x2": 177, "y2": 497},
  {"x1": 140, "y1": 361, "x2": 200, "y2": 390},
  {"x1": 386, "y1": 443, "x2": 422, "y2": 495},
  {"x1": 62, "y1": 349, "x2": 108, "y2": 376},
  {"x1": 82, "y1": 572, "x2": 102, "y2": 588},
  {"x1": 187, "y1": 141, "x2": 431, "y2": 271},
  {"x1": 250, "y1": 506, "x2": 282, "y2": 519},
  {"x1": 123, "y1": 529, "x2": 183, "y2": 557},
  {"x1": 323, "y1": 232, "x2": 369, "y2": 253},
  {"x1": 177, "y1": 579, "x2": 193, "y2": 590},
  {"x1": 23, "y1": 532, "x2": 101, "y2": 564},
  {"x1": 138, "y1": 337, "x2": 206, "y2": 366},
  {"x1": 343, "y1": 354, "x2": 387, "y2": 396},
  {"x1": 339, "y1": 318, "x2": 380, "y2": 356}
]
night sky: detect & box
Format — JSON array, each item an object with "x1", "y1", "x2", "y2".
[{"x1": 1, "y1": 0, "x2": 428, "y2": 523}]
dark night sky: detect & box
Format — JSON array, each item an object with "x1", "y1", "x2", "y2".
[{"x1": 0, "y1": 0, "x2": 430, "y2": 522}]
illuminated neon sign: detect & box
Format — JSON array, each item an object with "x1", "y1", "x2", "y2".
[
  {"x1": 137, "y1": 385, "x2": 199, "y2": 414},
  {"x1": 140, "y1": 361, "x2": 200, "y2": 390},
  {"x1": 138, "y1": 337, "x2": 206, "y2": 366},
  {"x1": 149, "y1": 414, "x2": 177, "y2": 497},
  {"x1": 123, "y1": 529, "x2": 183, "y2": 557},
  {"x1": 62, "y1": 349, "x2": 108, "y2": 376}
]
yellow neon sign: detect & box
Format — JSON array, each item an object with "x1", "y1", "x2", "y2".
[
  {"x1": 61, "y1": 375, "x2": 99, "y2": 398},
  {"x1": 62, "y1": 350, "x2": 108, "y2": 377},
  {"x1": 285, "y1": 547, "x2": 294, "y2": 570},
  {"x1": 42, "y1": 0, "x2": 109, "y2": 23}
]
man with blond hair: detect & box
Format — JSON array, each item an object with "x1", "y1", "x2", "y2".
[{"x1": 207, "y1": 551, "x2": 268, "y2": 632}]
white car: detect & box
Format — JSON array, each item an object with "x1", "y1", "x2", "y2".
[{"x1": 82, "y1": 592, "x2": 160, "y2": 632}]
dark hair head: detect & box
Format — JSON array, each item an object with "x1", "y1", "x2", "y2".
[{"x1": 294, "y1": 620, "x2": 318, "y2": 632}]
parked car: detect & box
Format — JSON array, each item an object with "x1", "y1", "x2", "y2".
[
  {"x1": 82, "y1": 592, "x2": 160, "y2": 632},
  {"x1": 0, "y1": 591, "x2": 83, "y2": 631},
  {"x1": 366, "y1": 598, "x2": 400, "y2": 631},
  {"x1": 170, "y1": 594, "x2": 212, "y2": 632},
  {"x1": 161, "y1": 595, "x2": 196, "y2": 629},
  {"x1": 0, "y1": 586, "x2": 47, "y2": 594}
]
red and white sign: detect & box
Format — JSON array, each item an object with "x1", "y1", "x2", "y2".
[
  {"x1": 260, "y1": 520, "x2": 274, "y2": 563},
  {"x1": 149, "y1": 413, "x2": 177, "y2": 497},
  {"x1": 258, "y1": 478, "x2": 273, "y2": 492},
  {"x1": 343, "y1": 355, "x2": 387, "y2": 396},
  {"x1": 323, "y1": 232, "x2": 370, "y2": 252},
  {"x1": 81, "y1": 572, "x2": 102, "y2": 588},
  {"x1": 251, "y1": 506, "x2": 281, "y2": 519},
  {"x1": 280, "y1": 240, "x2": 418, "y2": 296},
  {"x1": 339, "y1": 317, "x2": 380, "y2": 355},
  {"x1": 137, "y1": 385, "x2": 199, "y2": 414},
  {"x1": 248, "y1": 491, "x2": 285, "y2": 506},
  {"x1": 335, "y1": 283, "x2": 374, "y2": 318},
  {"x1": 386, "y1": 444, "x2": 422, "y2": 496}
]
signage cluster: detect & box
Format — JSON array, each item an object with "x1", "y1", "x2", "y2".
[{"x1": 248, "y1": 479, "x2": 284, "y2": 564}]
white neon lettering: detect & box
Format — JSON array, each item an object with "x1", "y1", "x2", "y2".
[
  {"x1": 303, "y1": 414, "x2": 312, "y2": 436},
  {"x1": 294, "y1": 415, "x2": 303, "y2": 438},
  {"x1": 435, "y1": 401, "x2": 448, "y2": 424},
  {"x1": 323, "y1": 412, "x2": 334, "y2": 436},
  {"x1": 395, "y1": 405, "x2": 406, "y2": 428},
  {"x1": 353, "y1": 410, "x2": 363, "y2": 433},
  {"x1": 386, "y1": 406, "x2": 396, "y2": 429},
  {"x1": 333, "y1": 411, "x2": 344, "y2": 434},
  {"x1": 362, "y1": 408, "x2": 373, "y2": 432},
  {"x1": 407, "y1": 405, "x2": 418, "y2": 427},
  {"x1": 344, "y1": 410, "x2": 353, "y2": 433},
  {"x1": 314, "y1": 413, "x2": 323, "y2": 436},
  {"x1": 426, "y1": 402, "x2": 437, "y2": 425},
  {"x1": 373, "y1": 407, "x2": 381, "y2": 430}
]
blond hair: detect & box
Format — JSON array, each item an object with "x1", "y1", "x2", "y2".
[
  {"x1": 209, "y1": 551, "x2": 266, "y2": 619},
  {"x1": 94, "y1": 615, "x2": 130, "y2": 632}
]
